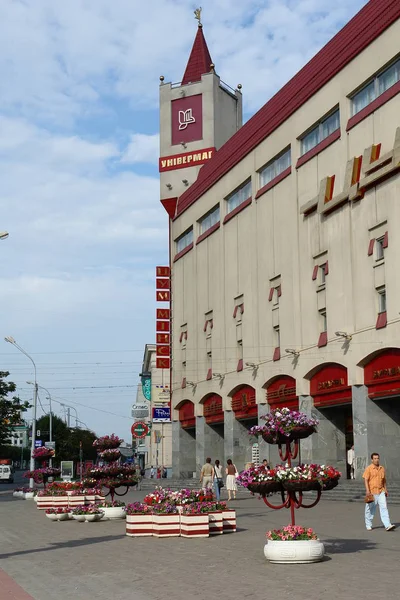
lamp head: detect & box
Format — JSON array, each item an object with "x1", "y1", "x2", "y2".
[{"x1": 4, "y1": 336, "x2": 16, "y2": 344}]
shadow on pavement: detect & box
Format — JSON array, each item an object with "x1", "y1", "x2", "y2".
[
  {"x1": 0, "y1": 534, "x2": 125, "y2": 560},
  {"x1": 324, "y1": 537, "x2": 377, "y2": 554}
]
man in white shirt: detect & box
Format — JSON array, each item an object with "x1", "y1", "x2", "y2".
[{"x1": 347, "y1": 445, "x2": 355, "y2": 479}]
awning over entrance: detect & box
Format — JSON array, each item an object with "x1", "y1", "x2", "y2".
[
  {"x1": 364, "y1": 348, "x2": 400, "y2": 398},
  {"x1": 178, "y1": 400, "x2": 195, "y2": 429},
  {"x1": 203, "y1": 394, "x2": 224, "y2": 425},
  {"x1": 266, "y1": 375, "x2": 298, "y2": 410},
  {"x1": 309, "y1": 363, "x2": 351, "y2": 407},
  {"x1": 231, "y1": 385, "x2": 257, "y2": 420}
]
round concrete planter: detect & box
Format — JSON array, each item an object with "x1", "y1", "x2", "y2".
[
  {"x1": 102, "y1": 506, "x2": 125, "y2": 520},
  {"x1": 57, "y1": 513, "x2": 69, "y2": 521},
  {"x1": 85, "y1": 513, "x2": 103, "y2": 522},
  {"x1": 46, "y1": 513, "x2": 58, "y2": 522},
  {"x1": 34, "y1": 495, "x2": 38, "y2": 503},
  {"x1": 24, "y1": 492, "x2": 35, "y2": 500},
  {"x1": 264, "y1": 539, "x2": 325, "y2": 564},
  {"x1": 72, "y1": 514, "x2": 86, "y2": 522}
]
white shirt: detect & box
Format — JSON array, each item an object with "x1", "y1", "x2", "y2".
[
  {"x1": 214, "y1": 465, "x2": 223, "y2": 478},
  {"x1": 347, "y1": 448, "x2": 355, "y2": 466}
]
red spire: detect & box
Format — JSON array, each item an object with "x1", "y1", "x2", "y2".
[{"x1": 182, "y1": 25, "x2": 213, "y2": 85}]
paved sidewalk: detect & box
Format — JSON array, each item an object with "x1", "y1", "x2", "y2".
[{"x1": 1, "y1": 489, "x2": 399, "y2": 600}]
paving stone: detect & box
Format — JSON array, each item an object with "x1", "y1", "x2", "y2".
[{"x1": 1, "y1": 488, "x2": 399, "y2": 600}]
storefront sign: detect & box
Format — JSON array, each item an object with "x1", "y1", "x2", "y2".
[
  {"x1": 266, "y1": 376, "x2": 298, "y2": 410},
  {"x1": 159, "y1": 147, "x2": 216, "y2": 172},
  {"x1": 310, "y1": 364, "x2": 350, "y2": 407},
  {"x1": 203, "y1": 394, "x2": 224, "y2": 424},
  {"x1": 131, "y1": 404, "x2": 150, "y2": 419},
  {"x1": 131, "y1": 422, "x2": 149, "y2": 438},
  {"x1": 156, "y1": 266, "x2": 171, "y2": 370},
  {"x1": 153, "y1": 407, "x2": 171, "y2": 423},
  {"x1": 364, "y1": 349, "x2": 400, "y2": 398},
  {"x1": 171, "y1": 94, "x2": 202, "y2": 146}
]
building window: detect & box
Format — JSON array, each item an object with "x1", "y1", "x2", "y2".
[
  {"x1": 259, "y1": 148, "x2": 291, "y2": 187},
  {"x1": 176, "y1": 228, "x2": 193, "y2": 253},
  {"x1": 226, "y1": 180, "x2": 252, "y2": 214},
  {"x1": 378, "y1": 287, "x2": 386, "y2": 314},
  {"x1": 376, "y1": 237, "x2": 385, "y2": 261},
  {"x1": 199, "y1": 205, "x2": 220, "y2": 235},
  {"x1": 351, "y1": 58, "x2": 400, "y2": 115},
  {"x1": 300, "y1": 109, "x2": 340, "y2": 155},
  {"x1": 320, "y1": 309, "x2": 327, "y2": 333}
]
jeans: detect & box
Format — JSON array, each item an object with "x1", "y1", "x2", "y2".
[
  {"x1": 365, "y1": 492, "x2": 392, "y2": 529},
  {"x1": 214, "y1": 478, "x2": 221, "y2": 501}
]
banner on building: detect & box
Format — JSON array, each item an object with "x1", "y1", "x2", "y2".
[
  {"x1": 141, "y1": 374, "x2": 151, "y2": 401},
  {"x1": 156, "y1": 267, "x2": 171, "y2": 369}
]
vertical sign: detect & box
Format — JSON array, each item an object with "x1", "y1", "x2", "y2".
[{"x1": 156, "y1": 267, "x2": 171, "y2": 369}]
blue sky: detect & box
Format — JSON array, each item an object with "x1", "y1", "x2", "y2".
[{"x1": 0, "y1": 0, "x2": 368, "y2": 440}]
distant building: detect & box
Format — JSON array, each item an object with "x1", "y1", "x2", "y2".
[
  {"x1": 160, "y1": 1, "x2": 400, "y2": 479},
  {"x1": 134, "y1": 344, "x2": 172, "y2": 474},
  {"x1": 9, "y1": 423, "x2": 29, "y2": 448}
]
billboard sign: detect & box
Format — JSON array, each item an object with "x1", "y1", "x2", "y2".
[
  {"x1": 131, "y1": 404, "x2": 150, "y2": 419},
  {"x1": 152, "y1": 407, "x2": 171, "y2": 423}
]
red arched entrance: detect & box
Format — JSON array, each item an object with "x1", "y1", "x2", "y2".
[
  {"x1": 308, "y1": 363, "x2": 352, "y2": 478},
  {"x1": 266, "y1": 376, "x2": 298, "y2": 410},
  {"x1": 203, "y1": 394, "x2": 224, "y2": 425},
  {"x1": 231, "y1": 385, "x2": 257, "y2": 420},
  {"x1": 178, "y1": 400, "x2": 195, "y2": 430},
  {"x1": 363, "y1": 348, "x2": 400, "y2": 398}
]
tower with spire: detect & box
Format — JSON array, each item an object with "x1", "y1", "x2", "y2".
[{"x1": 159, "y1": 12, "x2": 243, "y2": 213}]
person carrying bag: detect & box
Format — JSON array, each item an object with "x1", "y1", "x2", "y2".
[{"x1": 213, "y1": 459, "x2": 224, "y2": 501}]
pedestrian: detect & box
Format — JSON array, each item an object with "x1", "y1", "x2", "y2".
[
  {"x1": 213, "y1": 459, "x2": 223, "y2": 501},
  {"x1": 363, "y1": 452, "x2": 395, "y2": 531},
  {"x1": 157, "y1": 467, "x2": 161, "y2": 479},
  {"x1": 225, "y1": 459, "x2": 238, "y2": 501},
  {"x1": 135, "y1": 465, "x2": 142, "y2": 491},
  {"x1": 200, "y1": 457, "x2": 214, "y2": 491},
  {"x1": 162, "y1": 466, "x2": 167, "y2": 478},
  {"x1": 150, "y1": 465, "x2": 155, "y2": 479},
  {"x1": 262, "y1": 459, "x2": 270, "y2": 469},
  {"x1": 347, "y1": 445, "x2": 355, "y2": 479}
]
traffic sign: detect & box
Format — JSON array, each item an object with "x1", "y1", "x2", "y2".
[
  {"x1": 35, "y1": 440, "x2": 43, "y2": 448},
  {"x1": 131, "y1": 421, "x2": 149, "y2": 439}
]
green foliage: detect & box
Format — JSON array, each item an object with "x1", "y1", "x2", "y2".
[
  {"x1": 36, "y1": 414, "x2": 97, "y2": 463},
  {"x1": 0, "y1": 371, "x2": 30, "y2": 447}
]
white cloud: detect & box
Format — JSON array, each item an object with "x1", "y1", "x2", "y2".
[{"x1": 120, "y1": 133, "x2": 159, "y2": 164}]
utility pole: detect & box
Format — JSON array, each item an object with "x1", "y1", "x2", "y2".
[{"x1": 67, "y1": 407, "x2": 70, "y2": 428}]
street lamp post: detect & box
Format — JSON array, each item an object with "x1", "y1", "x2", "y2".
[
  {"x1": 27, "y1": 382, "x2": 53, "y2": 467},
  {"x1": 4, "y1": 337, "x2": 37, "y2": 488}
]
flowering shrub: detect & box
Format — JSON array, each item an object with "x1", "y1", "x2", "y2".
[
  {"x1": 22, "y1": 487, "x2": 36, "y2": 493},
  {"x1": 125, "y1": 502, "x2": 153, "y2": 515},
  {"x1": 237, "y1": 465, "x2": 279, "y2": 488},
  {"x1": 143, "y1": 487, "x2": 214, "y2": 507},
  {"x1": 32, "y1": 447, "x2": 54, "y2": 459},
  {"x1": 152, "y1": 503, "x2": 178, "y2": 515},
  {"x1": 97, "y1": 500, "x2": 125, "y2": 508},
  {"x1": 71, "y1": 504, "x2": 104, "y2": 515},
  {"x1": 24, "y1": 467, "x2": 61, "y2": 484},
  {"x1": 45, "y1": 507, "x2": 69, "y2": 515},
  {"x1": 181, "y1": 502, "x2": 220, "y2": 515},
  {"x1": 93, "y1": 434, "x2": 121, "y2": 450},
  {"x1": 249, "y1": 408, "x2": 319, "y2": 443},
  {"x1": 266, "y1": 525, "x2": 318, "y2": 541},
  {"x1": 98, "y1": 448, "x2": 121, "y2": 462},
  {"x1": 276, "y1": 464, "x2": 341, "y2": 485}
]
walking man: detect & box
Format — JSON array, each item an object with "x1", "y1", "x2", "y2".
[
  {"x1": 200, "y1": 457, "x2": 214, "y2": 491},
  {"x1": 347, "y1": 445, "x2": 355, "y2": 479},
  {"x1": 363, "y1": 453, "x2": 395, "y2": 531}
]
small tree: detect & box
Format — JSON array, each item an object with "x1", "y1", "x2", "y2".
[{"x1": 0, "y1": 371, "x2": 30, "y2": 448}]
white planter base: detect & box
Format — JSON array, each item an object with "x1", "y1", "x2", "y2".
[
  {"x1": 264, "y1": 540, "x2": 325, "y2": 564},
  {"x1": 102, "y1": 506, "x2": 126, "y2": 520}
]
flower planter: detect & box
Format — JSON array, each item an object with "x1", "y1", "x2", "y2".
[
  {"x1": 24, "y1": 492, "x2": 35, "y2": 500},
  {"x1": 102, "y1": 506, "x2": 126, "y2": 520},
  {"x1": 34, "y1": 495, "x2": 38, "y2": 503},
  {"x1": 68, "y1": 496, "x2": 85, "y2": 507},
  {"x1": 264, "y1": 539, "x2": 325, "y2": 563},
  {"x1": 208, "y1": 511, "x2": 223, "y2": 535},
  {"x1": 247, "y1": 481, "x2": 282, "y2": 495},
  {"x1": 282, "y1": 480, "x2": 321, "y2": 492},
  {"x1": 46, "y1": 513, "x2": 58, "y2": 521},
  {"x1": 72, "y1": 514, "x2": 86, "y2": 522},
  {"x1": 322, "y1": 478, "x2": 339, "y2": 491},
  {"x1": 181, "y1": 514, "x2": 209, "y2": 538},
  {"x1": 126, "y1": 514, "x2": 153, "y2": 537},
  {"x1": 153, "y1": 514, "x2": 180, "y2": 538},
  {"x1": 222, "y1": 509, "x2": 236, "y2": 533},
  {"x1": 53, "y1": 496, "x2": 69, "y2": 509},
  {"x1": 37, "y1": 497, "x2": 54, "y2": 510},
  {"x1": 85, "y1": 513, "x2": 102, "y2": 522},
  {"x1": 262, "y1": 425, "x2": 316, "y2": 445},
  {"x1": 57, "y1": 513, "x2": 69, "y2": 521}
]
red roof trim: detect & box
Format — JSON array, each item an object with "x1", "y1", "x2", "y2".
[
  {"x1": 346, "y1": 79, "x2": 400, "y2": 131},
  {"x1": 173, "y1": 242, "x2": 194, "y2": 263},
  {"x1": 223, "y1": 197, "x2": 252, "y2": 224},
  {"x1": 296, "y1": 129, "x2": 340, "y2": 169},
  {"x1": 176, "y1": 0, "x2": 400, "y2": 218},
  {"x1": 182, "y1": 25, "x2": 213, "y2": 86},
  {"x1": 196, "y1": 221, "x2": 220, "y2": 245},
  {"x1": 255, "y1": 167, "x2": 292, "y2": 200}
]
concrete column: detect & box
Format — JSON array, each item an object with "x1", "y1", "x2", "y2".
[
  {"x1": 352, "y1": 385, "x2": 400, "y2": 480},
  {"x1": 224, "y1": 411, "x2": 253, "y2": 471},
  {"x1": 171, "y1": 420, "x2": 196, "y2": 479},
  {"x1": 195, "y1": 416, "x2": 224, "y2": 475},
  {"x1": 299, "y1": 395, "x2": 346, "y2": 472}
]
